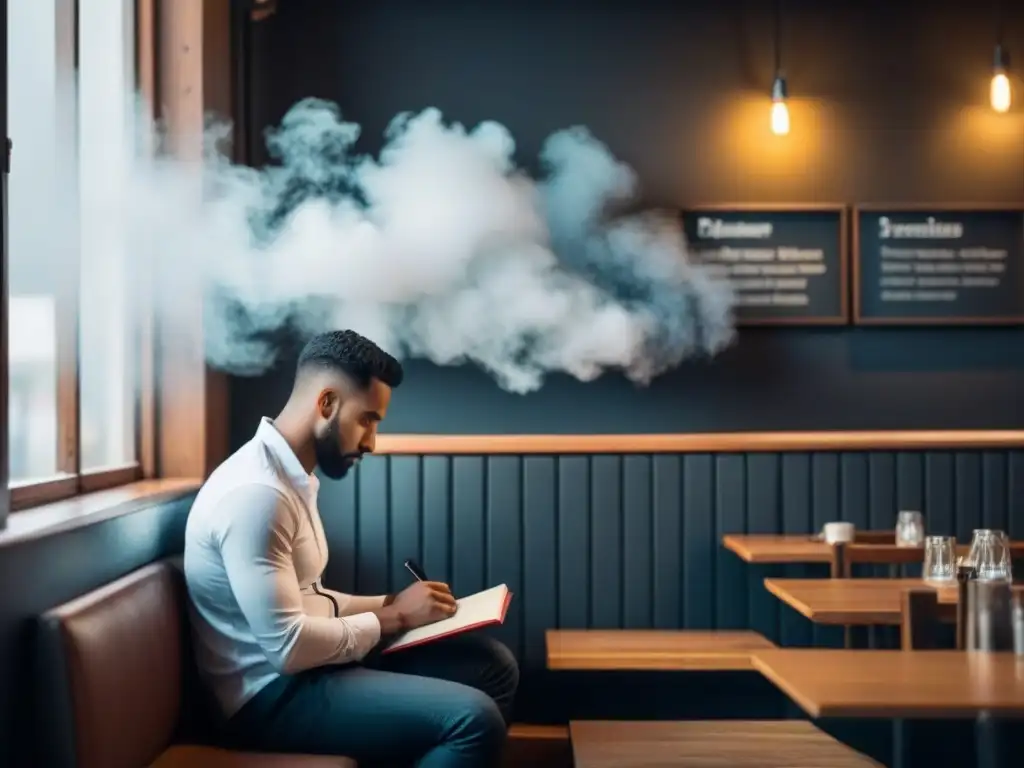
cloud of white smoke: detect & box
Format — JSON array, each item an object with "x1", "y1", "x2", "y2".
[
  {"x1": 199, "y1": 99, "x2": 736, "y2": 391},
  {"x1": 19, "y1": 87, "x2": 738, "y2": 395}
]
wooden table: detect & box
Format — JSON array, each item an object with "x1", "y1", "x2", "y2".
[
  {"x1": 725, "y1": 534, "x2": 1024, "y2": 565},
  {"x1": 545, "y1": 629, "x2": 776, "y2": 671},
  {"x1": 751, "y1": 648, "x2": 1024, "y2": 719},
  {"x1": 569, "y1": 720, "x2": 883, "y2": 767},
  {"x1": 763, "y1": 578, "x2": 957, "y2": 625},
  {"x1": 724, "y1": 534, "x2": 834, "y2": 563}
]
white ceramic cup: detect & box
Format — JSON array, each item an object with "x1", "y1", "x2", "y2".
[{"x1": 822, "y1": 521, "x2": 855, "y2": 544}]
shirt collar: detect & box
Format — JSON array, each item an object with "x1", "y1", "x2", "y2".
[{"x1": 255, "y1": 417, "x2": 319, "y2": 495}]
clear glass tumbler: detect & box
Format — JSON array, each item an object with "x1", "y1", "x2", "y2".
[
  {"x1": 896, "y1": 510, "x2": 925, "y2": 547},
  {"x1": 965, "y1": 529, "x2": 1013, "y2": 583},
  {"x1": 922, "y1": 535, "x2": 956, "y2": 583}
]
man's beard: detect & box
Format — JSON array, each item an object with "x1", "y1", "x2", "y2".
[{"x1": 313, "y1": 418, "x2": 362, "y2": 480}]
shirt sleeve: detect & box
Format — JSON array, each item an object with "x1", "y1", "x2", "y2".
[{"x1": 216, "y1": 483, "x2": 381, "y2": 674}]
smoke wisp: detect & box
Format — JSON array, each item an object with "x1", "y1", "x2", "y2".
[{"x1": 35, "y1": 91, "x2": 740, "y2": 394}]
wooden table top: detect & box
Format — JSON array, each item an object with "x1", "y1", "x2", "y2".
[
  {"x1": 763, "y1": 578, "x2": 957, "y2": 625},
  {"x1": 545, "y1": 629, "x2": 776, "y2": 671},
  {"x1": 724, "y1": 534, "x2": 834, "y2": 563},
  {"x1": 751, "y1": 649, "x2": 1024, "y2": 719},
  {"x1": 725, "y1": 533, "x2": 1024, "y2": 565},
  {"x1": 569, "y1": 720, "x2": 883, "y2": 767}
]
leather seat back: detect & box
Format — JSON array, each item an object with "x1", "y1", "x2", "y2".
[
  {"x1": 38, "y1": 561, "x2": 184, "y2": 768},
  {"x1": 165, "y1": 556, "x2": 224, "y2": 745}
]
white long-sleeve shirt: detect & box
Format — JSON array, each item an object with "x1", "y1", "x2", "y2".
[{"x1": 184, "y1": 417, "x2": 386, "y2": 718}]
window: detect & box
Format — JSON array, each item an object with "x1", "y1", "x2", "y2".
[
  {"x1": 7, "y1": 0, "x2": 67, "y2": 490},
  {"x1": 7, "y1": 0, "x2": 146, "y2": 509},
  {"x1": 7, "y1": 297, "x2": 59, "y2": 481},
  {"x1": 77, "y1": 0, "x2": 138, "y2": 472}
]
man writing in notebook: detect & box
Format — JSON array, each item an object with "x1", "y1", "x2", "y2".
[{"x1": 184, "y1": 330, "x2": 519, "y2": 767}]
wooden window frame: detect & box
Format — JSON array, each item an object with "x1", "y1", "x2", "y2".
[
  {"x1": 1, "y1": 0, "x2": 9, "y2": 529},
  {"x1": 8, "y1": 0, "x2": 155, "y2": 512}
]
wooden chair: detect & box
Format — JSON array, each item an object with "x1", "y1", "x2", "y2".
[
  {"x1": 900, "y1": 587, "x2": 957, "y2": 650},
  {"x1": 829, "y1": 542, "x2": 924, "y2": 579},
  {"x1": 853, "y1": 530, "x2": 898, "y2": 544},
  {"x1": 829, "y1": 543, "x2": 926, "y2": 647}
]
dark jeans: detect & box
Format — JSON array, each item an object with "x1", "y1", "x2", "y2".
[{"x1": 222, "y1": 633, "x2": 520, "y2": 768}]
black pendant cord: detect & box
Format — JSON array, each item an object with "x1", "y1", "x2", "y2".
[
  {"x1": 993, "y1": 0, "x2": 1008, "y2": 71},
  {"x1": 770, "y1": 0, "x2": 787, "y2": 104},
  {"x1": 774, "y1": 0, "x2": 783, "y2": 76},
  {"x1": 994, "y1": 0, "x2": 1003, "y2": 48}
]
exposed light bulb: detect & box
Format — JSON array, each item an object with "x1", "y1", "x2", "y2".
[
  {"x1": 771, "y1": 101, "x2": 790, "y2": 136},
  {"x1": 991, "y1": 71, "x2": 1011, "y2": 112},
  {"x1": 771, "y1": 76, "x2": 790, "y2": 136},
  {"x1": 991, "y1": 45, "x2": 1012, "y2": 113}
]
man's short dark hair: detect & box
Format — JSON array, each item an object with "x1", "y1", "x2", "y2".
[{"x1": 296, "y1": 330, "x2": 404, "y2": 390}]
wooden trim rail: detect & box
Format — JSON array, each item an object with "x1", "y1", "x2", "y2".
[{"x1": 374, "y1": 430, "x2": 1024, "y2": 455}]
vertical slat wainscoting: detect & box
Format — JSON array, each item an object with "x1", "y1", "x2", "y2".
[{"x1": 318, "y1": 449, "x2": 1024, "y2": 666}]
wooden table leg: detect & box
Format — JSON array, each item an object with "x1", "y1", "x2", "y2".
[{"x1": 975, "y1": 713, "x2": 1002, "y2": 768}]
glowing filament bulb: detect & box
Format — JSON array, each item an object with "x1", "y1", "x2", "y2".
[
  {"x1": 991, "y1": 45, "x2": 1012, "y2": 113},
  {"x1": 771, "y1": 76, "x2": 790, "y2": 136},
  {"x1": 771, "y1": 100, "x2": 790, "y2": 136},
  {"x1": 991, "y1": 70, "x2": 1011, "y2": 113}
]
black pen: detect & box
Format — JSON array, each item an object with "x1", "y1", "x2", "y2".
[{"x1": 404, "y1": 558, "x2": 428, "y2": 582}]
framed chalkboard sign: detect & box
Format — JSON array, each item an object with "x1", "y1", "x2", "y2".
[
  {"x1": 680, "y1": 205, "x2": 848, "y2": 325},
  {"x1": 853, "y1": 205, "x2": 1024, "y2": 325}
]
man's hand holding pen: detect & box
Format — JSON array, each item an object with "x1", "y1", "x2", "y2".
[{"x1": 379, "y1": 559, "x2": 457, "y2": 631}]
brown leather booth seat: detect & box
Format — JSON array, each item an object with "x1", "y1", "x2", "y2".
[{"x1": 36, "y1": 559, "x2": 355, "y2": 768}]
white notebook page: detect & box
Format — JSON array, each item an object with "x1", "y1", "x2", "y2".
[{"x1": 382, "y1": 583, "x2": 510, "y2": 652}]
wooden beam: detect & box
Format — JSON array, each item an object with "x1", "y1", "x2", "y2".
[
  {"x1": 151, "y1": 0, "x2": 231, "y2": 478},
  {"x1": 53, "y1": 0, "x2": 78, "y2": 483},
  {"x1": 135, "y1": 0, "x2": 158, "y2": 480},
  {"x1": 372, "y1": 430, "x2": 1024, "y2": 456}
]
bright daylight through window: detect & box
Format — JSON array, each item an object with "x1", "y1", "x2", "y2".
[{"x1": 7, "y1": 0, "x2": 139, "y2": 504}]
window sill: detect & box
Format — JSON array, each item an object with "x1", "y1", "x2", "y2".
[
  {"x1": 10, "y1": 464, "x2": 147, "y2": 510},
  {"x1": 1, "y1": 478, "x2": 202, "y2": 548}
]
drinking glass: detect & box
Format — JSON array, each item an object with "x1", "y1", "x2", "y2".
[
  {"x1": 922, "y1": 536, "x2": 956, "y2": 583},
  {"x1": 1012, "y1": 589, "x2": 1024, "y2": 656},
  {"x1": 965, "y1": 529, "x2": 1013, "y2": 582},
  {"x1": 896, "y1": 510, "x2": 925, "y2": 547}
]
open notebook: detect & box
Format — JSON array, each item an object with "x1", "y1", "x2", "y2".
[{"x1": 381, "y1": 584, "x2": 513, "y2": 654}]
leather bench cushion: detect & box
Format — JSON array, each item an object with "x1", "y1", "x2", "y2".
[
  {"x1": 151, "y1": 745, "x2": 356, "y2": 768},
  {"x1": 38, "y1": 561, "x2": 185, "y2": 768},
  {"x1": 37, "y1": 558, "x2": 359, "y2": 768}
]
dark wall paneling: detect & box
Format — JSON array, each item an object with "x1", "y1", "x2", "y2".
[
  {"x1": 779, "y1": 454, "x2": 813, "y2": 648},
  {"x1": 318, "y1": 450, "x2": 1023, "y2": 667}
]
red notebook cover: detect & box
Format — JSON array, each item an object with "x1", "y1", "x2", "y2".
[{"x1": 381, "y1": 587, "x2": 513, "y2": 654}]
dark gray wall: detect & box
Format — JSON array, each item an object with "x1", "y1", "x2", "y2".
[{"x1": 232, "y1": 0, "x2": 1024, "y2": 437}]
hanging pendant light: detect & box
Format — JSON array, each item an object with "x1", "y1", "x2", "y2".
[
  {"x1": 770, "y1": 0, "x2": 790, "y2": 135},
  {"x1": 990, "y1": 0, "x2": 1011, "y2": 112}
]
